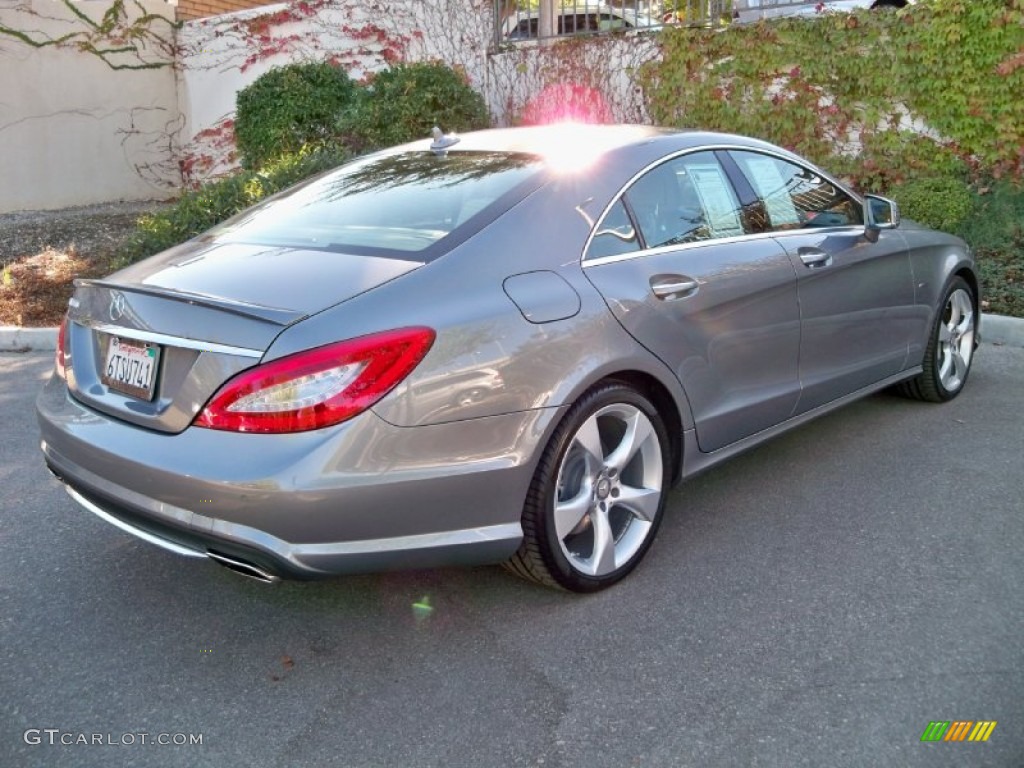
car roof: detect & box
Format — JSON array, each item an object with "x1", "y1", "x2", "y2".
[{"x1": 394, "y1": 124, "x2": 792, "y2": 170}]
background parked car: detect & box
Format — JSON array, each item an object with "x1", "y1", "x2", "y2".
[
  {"x1": 503, "y1": 2, "x2": 659, "y2": 40},
  {"x1": 734, "y1": 0, "x2": 909, "y2": 24}
]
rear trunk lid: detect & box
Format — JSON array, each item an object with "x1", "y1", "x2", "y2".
[{"x1": 64, "y1": 241, "x2": 421, "y2": 433}]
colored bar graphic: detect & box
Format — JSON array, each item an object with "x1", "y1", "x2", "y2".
[
  {"x1": 944, "y1": 721, "x2": 973, "y2": 741},
  {"x1": 921, "y1": 720, "x2": 997, "y2": 742},
  {"x1": 969, "y1": 722, "x2": 998, "y2": 742}
]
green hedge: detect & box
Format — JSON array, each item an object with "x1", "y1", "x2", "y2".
[
  {"x1": 117, "y1": 61, "x2": 492, "y2": 265},
  {"x1": 889, "y1": 177, "x2": 974, "y2": 234},
  {"x1": 115, "y1": 146, "x2": 350, "y2": 265},
  {"x1": 235, "y1": 62, "x2": 358, "y2": 169},
  {"x1": 339, "y1": 62, "x2": 491, "y2": 152}
]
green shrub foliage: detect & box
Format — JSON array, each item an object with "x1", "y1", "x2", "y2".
[
  {"x1": 117, "y1": 61, "x2": 493, "y2": 267},
  {"x1": 341, "y1": 62, "x2": 491, "y2": 151},
  {"x1": 116, "y1": 146, "x2": 349, "y2": 264},
  {"x1": 958, "y1": 183, "x2": 1024, "y2": 318},
  {"x1": 235, "y1": 62, "x2": 357, "y2": 169},
  {"x1": 890, "y1": 177, "x2": 974, "y2": 234}
]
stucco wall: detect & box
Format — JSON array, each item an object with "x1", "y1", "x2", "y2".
[
  {"x1": 175, "y1": 0, "x2": 427, "y2": 181},
  {"x1": 0, "y1": 0, "x2": 180, "y2": 212}
]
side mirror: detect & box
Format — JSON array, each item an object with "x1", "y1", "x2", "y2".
[{"x1": 864, "y1": 194, "x2": 900, "y2": 241}]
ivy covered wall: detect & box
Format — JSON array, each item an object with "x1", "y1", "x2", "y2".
[{"x1": 643, "y1": 0, "x2": 1024, "y2": 189}]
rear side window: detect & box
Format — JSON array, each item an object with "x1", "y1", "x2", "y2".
[
  {"x1": 586, "y1": 200, "x2": 641, "y2": 260},
  {"x1": 208, "y1": 152, "x2": 544, "y2": 257},
  {"x1": 728, "y1": 151, "x2": 863, "y2": 230}
]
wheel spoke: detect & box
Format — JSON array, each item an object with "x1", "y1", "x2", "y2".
[
  {"x1": 554, "y1": 484, "x2": 592, "y2": 541},
  {"x1": 938, "y1": 349, "x2": 953, "y2": 383},
  {"x1": 937, "y1": 323, "x2": 953, "y2": 343},
  {"x1": 952, "y1": 347, "x2": 968, "y2": 384},
  {"x1": 606, "y1": 412, "x2": 653, "y2": 472},
  {"x1": 946, "y1": 296, "x2": 963, "y2": 329},
  {"x1": 951, "y1": 290, "x2": 971, "y2": 326},
  {"x1": 573, "y1": 415, "x2": 605, "y2": 469},
  {"x1": 615, "y1": 484, "x2": 661, "y2": 522},
  {"x1": 587, "y1": 505, "x2": 617, "y2": 576},
  {"x1": 955, "y1": 309, "x2": 973, "y2": 336}
]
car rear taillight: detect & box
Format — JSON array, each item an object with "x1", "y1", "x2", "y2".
[
  {"x1": 193, "y1": 327, "x2": 435, "y2": 434},
  {"x1": 55, "y1": 315, "x2": 68, "y2": 380}
]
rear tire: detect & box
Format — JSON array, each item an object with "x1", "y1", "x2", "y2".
[
  {"x1": 898, "y1": 276, "x2": 977, "y2": 402},
  {"x1": 504, "y1": 382, "x2": 671, "y2": 592}
]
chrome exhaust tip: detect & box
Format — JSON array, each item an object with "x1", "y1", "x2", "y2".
[{"x1": 207, "y1": 551, "x2": 280, "y2": 584}]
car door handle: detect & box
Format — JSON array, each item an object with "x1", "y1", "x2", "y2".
[
  {"x1": 798, "y1": 247, "x2": 832, "y2": 268},
  {"x1": 650, "y1": 275, "x2": 699, "y2": 300}
]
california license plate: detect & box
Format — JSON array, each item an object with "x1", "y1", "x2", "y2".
[{"x1": 102, "y1": 336, "x2": 161, "y2": 401}]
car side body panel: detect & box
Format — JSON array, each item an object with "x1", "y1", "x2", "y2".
[
  {"x1": 774, "y1": 226, "x2": 918, "y2": 413},
  {"x1": 584, "y1": 237, "x2": 801, "y2": 453}
]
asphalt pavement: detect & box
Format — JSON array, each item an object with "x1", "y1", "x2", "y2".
[{"x1": 1, "y1": 347, "x2": 1022, "y2": 768}]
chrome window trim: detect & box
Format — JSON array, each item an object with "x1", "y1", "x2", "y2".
[
  {"x1": 581, "y1": 144, "x2": 865, "y2": 266},
  {"x1": 583, "y1": 225, "x2": 865, "y2": 269},
  {"x1": 74, "y1": 319, "x2": 263, "y2": 359}
]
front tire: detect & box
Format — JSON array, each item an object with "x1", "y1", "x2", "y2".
[
  {"x1": 505, "y1": 383, "x2": 671, "y2": 592},
  {"x1": 899, "y1": 276, "x2": 977, "y2": 402}
]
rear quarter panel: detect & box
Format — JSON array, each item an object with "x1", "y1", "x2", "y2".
[{"x1": 262, "y1": 180, "x2": 695, "y2": 432}]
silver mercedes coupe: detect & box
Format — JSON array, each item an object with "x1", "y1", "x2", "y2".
[{"x1": 37, "y1": 125, "x2": 979, "y2": 591}]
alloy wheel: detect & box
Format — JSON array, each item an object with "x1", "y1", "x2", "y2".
[
  {"x1": 553, "y1": 403, "x2": 664, "y2": 577},
  {"x1": 937, "y1": 287, "x2": 975, "y2": 393}
]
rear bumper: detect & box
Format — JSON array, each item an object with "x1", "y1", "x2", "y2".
[
  {"x1": 44, "y1": 457, "x2": 521, "y2": 579},
  {"x1": 37, "y1": 373, "x2": 561, "y2": 579}
]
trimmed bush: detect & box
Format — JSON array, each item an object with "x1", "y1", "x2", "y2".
[
  {"x1": 116, "y1": 146, "x2": 350, "y2": 265},
  {"x1": 890, "y1": 177, "x2": 974, "y2": 234},
  {"x1": 235, "y1": 62, "x2": 357, "y2": 169},
  {"x1": 341, "y1": 62, "x2": 491, "y2": 151}
]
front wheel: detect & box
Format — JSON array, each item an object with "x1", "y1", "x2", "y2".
[
  {"x1": 505, "y1": 383, "x2": 671, "y2": 592},
  {"x1": 898, "y1": 276, "x2": 977, "y2": 402}
]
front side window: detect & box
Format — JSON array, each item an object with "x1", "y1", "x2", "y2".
[
  {"x1": 624, "y1": 152, "x2": 746, "y2": 249},
  {"x1": 728, "y1": 151, "x2": 862, "y2": 231}
]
